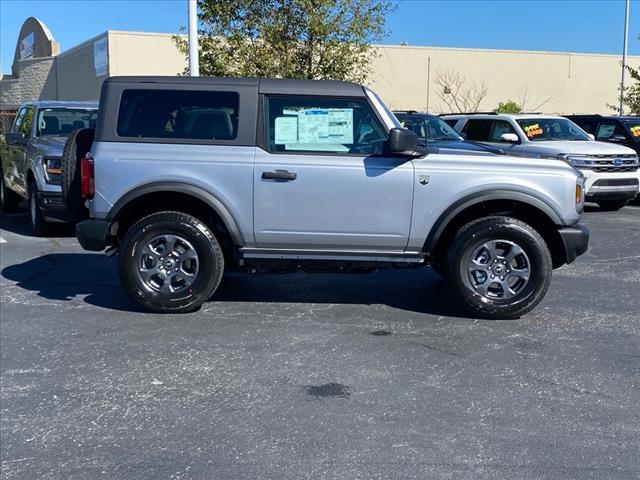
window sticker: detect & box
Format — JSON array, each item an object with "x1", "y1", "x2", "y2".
[
  {"x1": 297, "y1": 108, "x2": 354, "y2": 144},
  {"x1": 274, "y1": 116, "x2": 298, "y2": 144},
  {"x1": 628, "y1": 125, "x2": 640, "y2": 138},
  {"x1": 523, "y1": 123, "x2": 543, "y2": 138},
  {"x1": 596, "y1": 124, "x2": 616, "y2": 139}
]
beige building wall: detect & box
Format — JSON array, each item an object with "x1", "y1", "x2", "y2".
[
  {"x1": 368, "y1": 45, "x2": 640, "y2": 115},
  {"x1": 56, "y1": 33, "x2": 107, "y2": 101},
  {"x1": 108, "y1": 31, "x2": 186, "y2": 77}
]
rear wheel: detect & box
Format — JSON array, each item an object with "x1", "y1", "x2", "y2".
[
  {"x1": 0, "y1": 168, "x2": 20, "y2": 213},
  {"x1": 443, "y1": 216, "x2": 552, "y2": 320},
  {"x1": 118, "y1": 211, "x2": 224, "y2": 313},
  {"x1": 28, "y1": 180, "x2": 50, "y2": 236},
  {"x1": 597, "y1": 199, "x2": 628, "y2": 211}
]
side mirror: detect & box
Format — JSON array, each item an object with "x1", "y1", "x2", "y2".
[
  {"x1": 609, "y1": 135, "x2": 627, "y2": 143},
  {"x1": 587, "y1": 134, "x2": 595, "y2": 141},
  {"x1": 5, "y1": 132, "x2": 26, "y2": 146},
  {"x1": 500, "y1": 133, "x2": 519, "y2": 143},
  {"x1": 386, "y1": 127, "x2": 418, "y2": 155}
]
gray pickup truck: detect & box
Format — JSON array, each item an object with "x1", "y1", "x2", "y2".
[
  {"x1": 68, "y1": 76, "x2": 589, "y2": 319},
  {"x1": 0, "y1": 100, "x2": 98, "y2": 234}
]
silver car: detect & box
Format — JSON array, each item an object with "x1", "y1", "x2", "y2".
[
  {"x1": 0, "y1": 101, "x2": 98, "y2": 234},
  {"x1": 68, "y1": 77, "x2": 589, "y2": 319}
]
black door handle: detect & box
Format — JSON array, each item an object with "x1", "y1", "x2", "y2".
[{"x1": 262, "y1": 170, "x2": 297, "y2": 181}]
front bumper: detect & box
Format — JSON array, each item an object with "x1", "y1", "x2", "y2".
[
  {"x1": 76, "y1": 219, "x2": 111, "y2": 251},
  {"x1": 583, "y1": 171, "x2": 640, "y2": 201},
  {"x1": 558, "y1": 224, "x2": 589, "y2": 265},
  {"x1": 38, "y1": 191, "x2": 73, "y2": 222}
]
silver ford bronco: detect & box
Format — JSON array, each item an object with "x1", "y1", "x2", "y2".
[{"x1": 68, "y1": 76, "x2": 589, "y2": 319}]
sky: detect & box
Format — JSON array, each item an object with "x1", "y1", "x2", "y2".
[{"x1": 1, "y1": 0, "x2": 639, "y2": 75}]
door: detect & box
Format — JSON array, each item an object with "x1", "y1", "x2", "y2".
[
  {"x1": 253, "y1": 95, "x2": 414, "y2": 252},
  {"x1": 463, "y1": 118, "x2": 522, "y2": 154},
  {"x1": 6, "y1": 107, "x2": 28, "y2": 193},
  {"x1": 14, "y1": 105, "x2": 34, "y2": 190}
]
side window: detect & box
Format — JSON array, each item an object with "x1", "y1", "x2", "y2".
[
  {"x1": 12, "y1": 108, "x2": 26, "y2": 133},
  {"x1": 20, "y1": 106, "x2": 35, "y2": 136},
  {"x1": 489, "y1": 120, "x2": 517, "y2": 142},
  {"x1": 117, "y1": 89, "x2": 239, "y2": 141},
  {"x1": 463, "y1": 119, "x2": 492, "y2": 141},
  {"x1": 443, "y1": 119, "x2": 458, "y2": 128},
  {"x1": 266, "y1": 95, "x2": 387, "y2": 155},
  {"x1": 596, "y1": 122, "x2": 626, "y2": 140}
]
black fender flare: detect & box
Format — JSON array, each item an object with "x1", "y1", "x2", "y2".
[
  {"x1": 423, "y1": 189, "x2": 565, "y2": 254},
  {"x1": 107, "y1": 181, "x2": 245, "y2": 246}
]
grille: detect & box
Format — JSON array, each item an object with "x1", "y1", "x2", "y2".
[{"x1": 585, "y1": 154, "x2": 639, "y2": 172}]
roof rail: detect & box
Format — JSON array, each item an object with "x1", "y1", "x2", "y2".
[
  {"x1": 438, "y1": 112, "x2": 498, "y2": 116},
  {"x1": 392, "y1": 110, "x2": 420, "y2": 114}
]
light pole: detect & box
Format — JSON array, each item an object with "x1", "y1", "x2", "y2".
[
  {"x1": 188, "y1": 0, "x2": 200, "y2": 76},
  {"x1": 619, "y1": 0, "x2": 630, "y2": 115}
]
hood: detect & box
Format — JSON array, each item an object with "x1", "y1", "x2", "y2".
[
  {"x1": 423, "y1": 138, "x2": 504, "y2": 154},
  {"x1": 31, "y1": 135, "x2": 67, "y2": 156},
  {"x1": 523, "y1": 140, "x2": 637, "y2": 156}
]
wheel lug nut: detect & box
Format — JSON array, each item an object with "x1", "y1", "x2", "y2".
[{"x1": 500, "y1": 276, "x2": 505, "y2": 280}]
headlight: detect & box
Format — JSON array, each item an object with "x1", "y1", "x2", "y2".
[
  {"x1": 43, "y1": 156, "x2": 62, "y2": 184},
  {"x1": 556, "y1": 154, "x2": 596, "y2": 168}
]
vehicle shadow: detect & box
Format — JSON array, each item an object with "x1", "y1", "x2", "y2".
[
  {"x1": 0, "y1": 211, "x2": 75, "y2": 237},
  {"x1": 1, "y1": 252, "x2": 469, "y2": 318}
]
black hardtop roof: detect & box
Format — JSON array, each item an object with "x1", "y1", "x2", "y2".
[{"x1": 105, "y1": 76, "x2": 365, "y2": 97}]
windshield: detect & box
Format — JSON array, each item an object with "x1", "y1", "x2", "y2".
[
  {"x1": 623, "y1": 120, "x2": 640, "y2": 142},
  {"x1": 516, "y1": 118, "x2": 590, "y2": 142},
  {"x1": 37, "y1": 108, "x2": 98, "y2": 136},
  {"x1": 399, "y1": 115, "x2": 461, "y2": 141}
]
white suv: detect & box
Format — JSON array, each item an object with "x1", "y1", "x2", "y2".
[{"x1": 442, "y1": 114, "x2": 640, "y2": 210}]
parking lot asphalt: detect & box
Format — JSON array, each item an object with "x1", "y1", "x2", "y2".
[{"x1": 1, "y1": 204, "x2": 639, "y2": 480}]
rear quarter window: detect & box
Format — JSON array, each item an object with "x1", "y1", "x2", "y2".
[{"x1": 116, "y1": 89, "x2": 239, "y2": 141}]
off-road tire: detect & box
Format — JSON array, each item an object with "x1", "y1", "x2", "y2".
[
  {"x1": 597, "y1": 199, "x2": 628, "y2": 211},
  {"x1": 0, "y1": 166, "x2": 20, "y2": 213},
  {"x1": 443, "y1": 216, "x2": 552, "y2": 320},
  {"x1": 61, "y1": 128, "x2": 94, "y2": 220},
  {"x1": 118, "y1": 211, "x2": 224, "y2": 313},
  {"x1": 28, "y1": 180, "x2": 50, "y2": 237}
]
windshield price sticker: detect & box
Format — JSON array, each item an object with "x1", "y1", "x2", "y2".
[
  {"x1": 524, "y1": 123, "x2": 543, "y2": 138},
  {"x1": 297, "y1": 108, "x2": 354, "y2": 144},
  {"x1": 630, "y1": 125, "x2": 640, "y2": 138}
]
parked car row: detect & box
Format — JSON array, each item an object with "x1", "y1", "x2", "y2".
[{"x1": 394, "y1": 110, "x2": 640, "y2": 211}]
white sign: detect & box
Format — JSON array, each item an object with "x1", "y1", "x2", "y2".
[
  {"x1": 20, "y1": 33, "x2": 34, "y2": 59},
  {"x1": 297, "y1": 108, "x2": 353, "y2": 144},
  {"x1": 274, "y1": 116, "x2": 298, "y2": 144},
  {"x1": 93, "y1": 37, "x2": 108, "y2": 76}
]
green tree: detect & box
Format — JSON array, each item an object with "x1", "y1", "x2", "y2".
[
  {"x1": 609, "y1": 64, "x2": 640, "y2": 115},
  {"x1": 175, "y1": 0, "x2": 393, "y2": 83},
  {"x1": 495, "y1": 100, "x2": 523, "y2": 114}
]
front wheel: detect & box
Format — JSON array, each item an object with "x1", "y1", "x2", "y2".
[
  {"x1": 597, "y1": 199, "x2": 629, "y2": 211},
  {"x1": 0, "y1": 168, "x2": 20, "y2": 213},
  {"x1": 443, "y1": 216, "x2": 552, "y2": 320},
  {"x1": 118, "y1": 211, "x2": 224, "y2": 313},
  {"x1": 28, "y1": 180, "x2": 50, "y2": 236}
]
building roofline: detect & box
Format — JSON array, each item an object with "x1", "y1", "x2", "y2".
[{"x1": 376, "y1": 43, "x2": 640, "y2": 59}]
